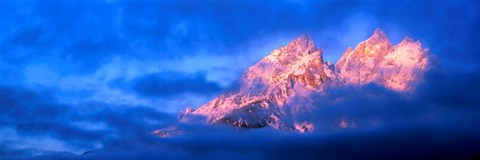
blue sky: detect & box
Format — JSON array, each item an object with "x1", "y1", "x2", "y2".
[
  {"x1": 1, "y1": 0, "x2": 480, "y2": 159},
  {"x1": 1, "y1": 0, "x2": 478, "y2": 112}
]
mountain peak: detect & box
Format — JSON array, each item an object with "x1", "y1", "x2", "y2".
[
  {"x1": 401, "y1": 36, "x2": 414, "y2": 43},
  {"x1": 285, "y1": 33, "x2": 316, "y2": 53},
  {"x1": 373, "y1": 28, "x2": 386, "y2": 37},
  {"x1": 336, "y1": 28, "x2": 431, "y2": 91},
  {"x1": 399, "y1": 36, "x2": 422, "y2": 47},
  {"x1": 268, "y1": 33, "x2": 321, "y2": 64},
  {"x1": 345, "y1": 47, "x2": 353, "y2": 52},
  {"x1": 366, "y1": 28, "x2": 388, "y2": 45},
  {"x1": 292, "y1": 33, "x2": 312, "y2": 43}
]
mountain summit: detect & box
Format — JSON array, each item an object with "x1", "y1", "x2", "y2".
[
  {"x1": 336, "y1": 29, "x2": 431, "y2": 91},
  {"x1": 172, "y1": 28, "x2": 433, "y2": 133},
  {"x1": 191, "y1": 33, "x2": 329, "y2": 131}
]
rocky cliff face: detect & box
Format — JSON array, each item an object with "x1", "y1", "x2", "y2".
[
  {"x1": 175, "y1": 28, "x2": 433, "y2": 133},
  {"x1": 336, "y1": 28, "x2": 431, "y2": 91},
  {"x1": 191, "y1": 34, "x2": 328, "y2": 131}
]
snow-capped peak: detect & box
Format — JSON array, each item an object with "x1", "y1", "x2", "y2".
[
  {"x1": 190, "y1": 34, "x2": 329, "y2": 131},
  {"x1": 163, "y1": 28, "x2": 434, "y2": 135},
  {"x1": 284, "y1": 33, "x2": 316, "y2": 52},
  {"x1": 335, "y1": 28, "x2": 394, "y2": 87},
  {"x1": 398, "y1": 36, "x2": 422, "y2": 47},
  {"x1": 366, "y1": 28, "x2": 389, "y2": 45},
  {"x1": 268, "y1": 33, "x2": 320, "y2": 63},
  {"x1": 243, "y1": 34, "x2": 326, "y2": 88},
  {"x1": 336, "y1": 29, "x2": 431, "y2": 91}
]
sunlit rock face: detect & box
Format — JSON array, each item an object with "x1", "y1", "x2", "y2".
[
  {"x1": 174, "y1": 28, "x2": 433, "y2": 133},
  {"x1": 336, "y1": 28, "x2": 432, "y2": 91},
  {"x1": 192, "y1": 34, "x2": 329, "y2": 131}
]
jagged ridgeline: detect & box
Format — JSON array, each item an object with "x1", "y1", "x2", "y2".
[{"x1": 176, "y1": 28, "x2": 433, "y2": 133}]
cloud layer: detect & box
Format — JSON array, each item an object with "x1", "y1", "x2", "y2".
[
  {"x1": 4, "y1": 69, "x2": 480, "y2": 160},
  {"x1": 0, "y1": 0, "x2": 479, "y2": 159}
]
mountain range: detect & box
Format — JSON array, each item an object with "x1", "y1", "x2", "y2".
[{"x1": 156, "y1": 28, "x2": 433, "y2": 135}]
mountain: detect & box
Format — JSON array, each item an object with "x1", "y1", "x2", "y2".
[
  {"x1": 336, "y1": 28, "x2": 431, "y2": 91},
  {"x1": 171, "y1": 28, "x2": 433, "y2": 133}
]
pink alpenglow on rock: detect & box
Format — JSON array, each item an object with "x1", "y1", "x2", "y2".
[{"x1": 156, "y1": 28, "x2": 434, "y2": 135}]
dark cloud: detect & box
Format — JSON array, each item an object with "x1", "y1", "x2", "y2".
[
  {"x1": 121, "y1": 72, "x2": 224, "y2": 98},
  {"x1": 0, "y1": 86, "x2": 100, "y2": 152},
  {"x1": 0, "y1": 85, "x2": 174, "y2": 159}
]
